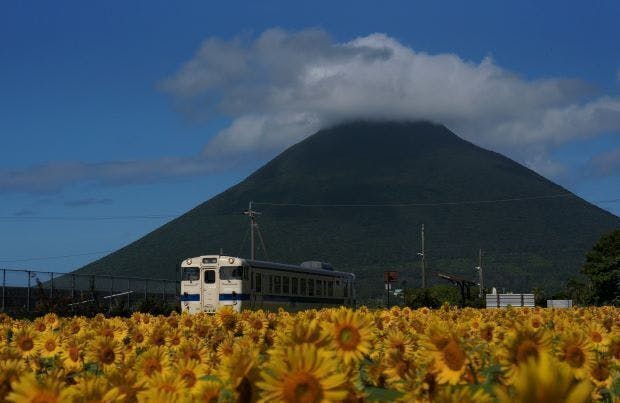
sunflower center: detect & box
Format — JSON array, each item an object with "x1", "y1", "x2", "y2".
[
  {"x1": 515, "y1": 340, "x2": 539, "y2": 363},
  {"x1": 101, "y1": 348, "x2": 116, "y2": 365},
  {"x1": 30, "y1": 391, "x2": 60, "y2": 403},
  {"x1": 284, "y1": 372, "x2": 323, "y2": 403},
  {"x1": 337, "y1": 326, "x2": 361, "y2": 351},
  {"x1": 19, "y1": 338, "x2": 34, "y2": 351},
  {"x1": 69, "y1": 347, "x2": 80, "y2": 362},
  {"x1": 152, "y1": 335, "x2": 165, "y2": 346},
  {"x1": 442, "y1": 339, "x2": 466, "y2": 371},
  {"x1": 592, "y1": 364, "x2": 610, "y2": 381},
  {"x1": 181, "y1": 370, "x2": 197, "y2": 387},
  {"x1": 565, "y1": 346, "x2": 585, "y2": 368},
  {"x1": 481, "y1": 327, "x2": 493, "y2": 342},
  {"x1": 45, "y1": 340, "x2": 56, "y2": 351},
  {"x1": 611, "y1": 342, "x2": 620, "y2": 359},
  {"x1": 144, "y1": 360, "x2": 162, "y2": 376},
  {"x1": 591, "y1": 332, "x2": 602, "y2": 343}
]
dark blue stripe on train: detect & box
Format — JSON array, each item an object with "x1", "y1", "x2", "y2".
[
  {"x1": 184, "y1": 293, "x2": 346, "y2": 304},
  {"x1": 262, "y1": 294, "x2": 345, "y2": 304},
  {"x1": 219, "y1": 293, "x2": 251, "y2": 301}
]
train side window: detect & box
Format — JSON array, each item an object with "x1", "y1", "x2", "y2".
[
  {"x1": 268, "y1": 275, "x2": 273, "y2": 293},
  {"x1": 308, "y1": 279, "x2": 315, "y2": 296},
  {"x1": 316, "y1": 280, "x2": 322, "y2": 296},
  {"x1": 323, "y1": 281, "x2": 327, "y2": 296},
  {"x1": 283, "y1": 276, "x2": 290, "y2": 294},
  {"x1": 336, "y1": 280, "x2": 341, "y2": 286},
  {"x1": 327, "y1": 281, "x2": 334, "y2": 297},
  {"x1": 292, "y1": 278, "x2": 299, "y2": 295},
  {"x1": 344, "y1": 281, "x2": 348, "y2": 297},
  {"x1": 204, "y1": 270, "x2": 216, "y2": 284},
  {"x1": 243, "y1": 266, "x2": 249, "y2": 280},
  {"x1": 255, "y1": 273, "x2": 261, "y2": 293},
  {"x1": 274, "y1": 276, "x2": 282, "y2": 294},
  {"x1": 300, "y1": 278, "x2": 307, "y2": 295}
]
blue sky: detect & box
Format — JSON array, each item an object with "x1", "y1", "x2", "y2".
[{"x1": 1, "y1": 0, "x2": 619, "y2": 274}]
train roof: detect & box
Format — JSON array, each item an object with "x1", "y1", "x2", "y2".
[{"x1": 245, "y1": 258, "x2": 355, "y2": 279}]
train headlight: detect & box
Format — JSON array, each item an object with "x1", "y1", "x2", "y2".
[
  {"x1": 228, "y1": 257, "x2": 234, "y2": 264},
  {"x1": 186, "y1": 259, "x2": 192, "y2": 265}
]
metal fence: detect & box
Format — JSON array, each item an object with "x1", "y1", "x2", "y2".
[
  {"x1": 0, "y1": 268, "x2": 180, "y2": 316},
  {"x1": 485, "y1": 293, "x2": 535, "y2": 308}
]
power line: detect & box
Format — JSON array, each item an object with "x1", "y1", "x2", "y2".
[
  {"x1": 0, "y1": 250, "x2": 114, "y2": 263},
  {"x1": 254, "y1": 193, "x2": 575, "y2": 207}
]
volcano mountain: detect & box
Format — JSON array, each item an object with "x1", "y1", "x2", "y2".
[{"x1": 74, "y1": 121, "x2": 620, "y2": 299}]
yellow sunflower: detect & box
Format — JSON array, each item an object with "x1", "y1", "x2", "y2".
[
  {"x1": 0, "y1": 359, "x2": 26, "y2": 401},
  {"x1": 150, "y1": 327, "x2": 169, "y2": 348},
  {"x1": 218, "y1": 338, "x2": 261, "y2": 400},
  {"x1": 136, "y1": 346, "x2": 170, "y2": 378},
  {"x1": 214, "y1": 306, "x2": 239, "y2": 333},
  {"x1": 177, "y1": 340, "x2": 210, "y2": 366},
  {"x1": 129, "y1": 325, "x2": 149, "y2": 349},
  {"x1": 11, "y1": 327, "x2": 38, "y2": 359},
  {"x1": 6, "y1": 372, "x2": 70, "y2": 403},
  {"x1": 166, "y1": 330, "x2": 183, "y2": 351},
  {"x1": 585, "y1": 323, "x2": 609, "y2": 351},
  {"x1": 494, "y1": 354, "x2": 592, "y2": 403},
  {"x1": 65, "y1": 377, "x2": 123, "y2": 403},
  {"x1": 429, "y1": 386, "x2": 493, "y2": 403},
  {"x1": 257, "y1": 344, "x2": 349, "y2": 403},
  {"x1": 325, "y1": 309, "x2": 374, "y2": 366},
  {"x1": 498, "y1": 324, "x2": 551, "y2": 379},
  {"x1": 556, "y1": 331, "x2": 596, "y2": 380},
  {"x1": 191, "y1": 379, "x2": 222, "y2": 403},
  {"x1": 276, "y1": 318, "x2": 329, "y2": 349},
  {"x1": 589, "y1": 357, "x2": 613, "y2": 391},
  {"x1": 85, "y1": 336, "x2": 122, "y2": 371},
  {"x1": 421, "y1": 325, "x2": 469, "y2": 385},
  {"x1": 60, "y1": 337, "x2": 85, "y2": 372},
  {"x1": 106, "y1": 368, "x2": 143, "y2": 403},
  {"x1": 138, "y1": 371, "x2": 184, "y2": 398},
  {"x1": 174, "y1": 359, "x2": 210, "y2": 389},
  {"x1": 35, "y1": 330, "x2": 62, "y2": 359}
]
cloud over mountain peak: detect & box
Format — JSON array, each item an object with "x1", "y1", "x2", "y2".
[{"x1": 161, "y1": 28, "x2": 620, "y2": 178}]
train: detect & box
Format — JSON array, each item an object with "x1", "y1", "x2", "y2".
[{"x1": 179, "y1": 255, "x2": 355, "y2": 313}]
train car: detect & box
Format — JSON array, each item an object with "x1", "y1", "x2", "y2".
[{"x1": 180, "y1": 255, "x2": 355, "y2": 313}]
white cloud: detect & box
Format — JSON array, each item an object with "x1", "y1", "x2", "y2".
[
  {"x1": 0, "y1": 157, "x2": 221, "y2": 193},
  {"x1": 162, "y1": 28, "x2": 620, "y2": 174},
  {"x1": 4, "y1": 28, "x2": 620, "y2": 193}
]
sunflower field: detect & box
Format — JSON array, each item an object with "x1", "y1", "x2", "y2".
[{"x1": 0, "y1": 306, "x2": 619, "y2": 402}]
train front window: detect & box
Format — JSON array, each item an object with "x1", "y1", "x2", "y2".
[
  {"x1": 182, "y1": 267, "x2": 199, "y2": 281},
  {"x1": 220, "y1": 266, "x2": 242, "y2": 280}
]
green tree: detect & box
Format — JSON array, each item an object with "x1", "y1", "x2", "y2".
[{"x1": 581, "y1": 229, "x2": 620, "y2": 306}]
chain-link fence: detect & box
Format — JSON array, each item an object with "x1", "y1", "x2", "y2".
[{"x1": 0, "y1": 269, "x2": 179, "y2": 316}]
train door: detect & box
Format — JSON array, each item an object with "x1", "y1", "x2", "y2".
[{"x1": 202, "y1": 268, "x2": 219, "y2": 313}]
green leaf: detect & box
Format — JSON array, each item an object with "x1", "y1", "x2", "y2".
[{"x1": 365, "y1": 387, "x2": 405, "y2": 402}]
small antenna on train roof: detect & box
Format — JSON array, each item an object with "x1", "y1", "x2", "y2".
[{"x1": 243, "y1": 201, "x2": 267, "y2": 260}]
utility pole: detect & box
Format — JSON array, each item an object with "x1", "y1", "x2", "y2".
[
  {"x1": 243, "y1": 201, "x2": 268, "y2": 260},
  {"x1": 243, "y1": 201, "x2": 261, "y2": 260},
  {"x1": 417, "y1": 224, "x2": 426, "y2": 288},
  {"x1": 476, "y1": 249, "x2": 484, "y2": 297}
]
